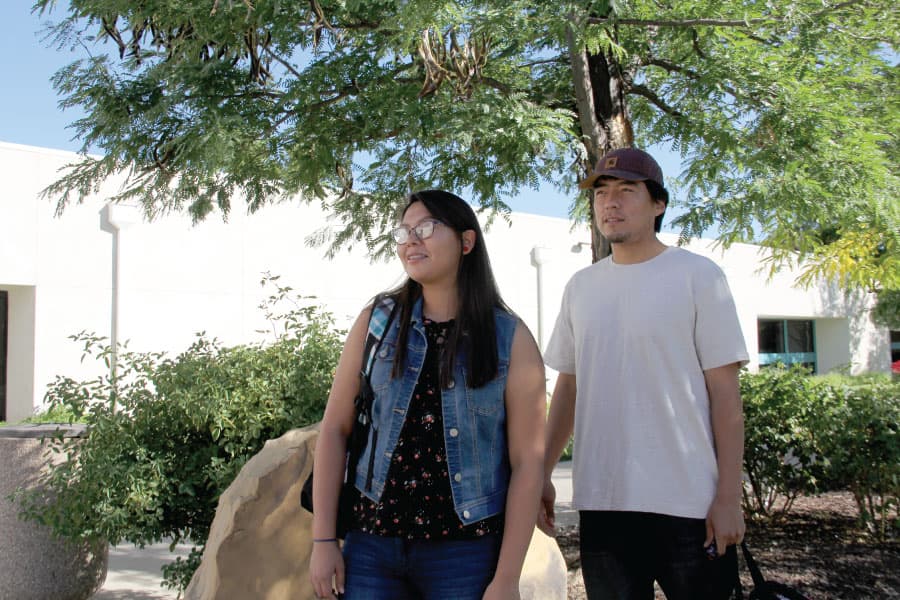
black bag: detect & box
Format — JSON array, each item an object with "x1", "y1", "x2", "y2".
[
  {"x1": 736, "y1": 542, "x2": 811, "y2": 600},
  {"x1": 300, "y1": 297, "x2": 397, "y2": 538}
]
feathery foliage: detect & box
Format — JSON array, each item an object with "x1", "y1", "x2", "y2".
[{"x1": 34, "y1": 0, "x2": 899, "y2": 284}]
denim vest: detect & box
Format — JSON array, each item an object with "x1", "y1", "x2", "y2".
[{"x1": 352, "y1": 296, "x2": 518, "y2": 525}]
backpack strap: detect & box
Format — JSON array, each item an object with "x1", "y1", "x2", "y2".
[
  {"x1": 346, "y1": 295, "x2": 398, "y2": 492},
  {"x1": 353, "y1": 295, "x2": 397, "y2": 426},
  {"x1": 741, "y1": 542, "x2": 769, "y2": 590},
  {"x1": 361, "y1": 295, "x2": 397, "y2": 378}
]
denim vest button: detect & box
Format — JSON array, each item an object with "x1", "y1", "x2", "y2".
[
  {"x1": 454, "y1": 473, "x2": 462, "y2": 482},
  {"x1": 447, "y1": 378, "x2": 455, "y2": 389},
  {"x1": 378, "y1": 348, "x2": 388, "y2": 358},
  {"x1": 449, "y1": 428, "x2": 459, "y2": 437},
  {"x1": 463, "y1": 510, "x2": 471, "y2": 519}
]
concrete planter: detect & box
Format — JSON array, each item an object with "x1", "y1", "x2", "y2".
[{"x1": 0, "y1": 424, "x2": 108, "y2": 600}]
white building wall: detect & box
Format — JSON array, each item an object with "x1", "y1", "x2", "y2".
[
  {"x1": 0, "y1": 141, "x2": 891, "y2": 421},
  {"x1": 4, "y1": 286, "x2": 35, "y2": 422},
  {"x1": 816, "y1": 318, "x2": 852, "y2": 374}
]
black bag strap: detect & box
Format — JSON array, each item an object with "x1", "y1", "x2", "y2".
[
  {"x1": 346, "y1": 296, "x2": 398, "y2": 491},
  {"x1": 736, "y1": 541, "x2": 810, "y2": 600},
  {"x1": 740, "y1": 542, "x2": 770, "y2": 590},
  {"x1": 734, "y1": 554, "x2": 744, "y2": 600}
]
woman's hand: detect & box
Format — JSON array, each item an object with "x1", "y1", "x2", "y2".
[
  {"x1": 482, "y1": 576, "x2": 521, "y2": 600},
  {"x1": 309, "y1": 540, "x2": 345, "y2": 599}
]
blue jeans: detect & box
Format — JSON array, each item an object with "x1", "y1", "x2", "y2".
[
  {"x1": 342, "y1": 531, "x2": 501, "y2": 599},
  {"x1": 579, "y1": 511, "x2": 738, "y2": 600}
]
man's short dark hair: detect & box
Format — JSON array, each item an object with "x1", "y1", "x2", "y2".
[{"x1": 644, "y1": 180, "x2": 669, "y2": 233}]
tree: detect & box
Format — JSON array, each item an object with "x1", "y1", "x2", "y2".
[
  {"x1": 873, "y1": 289, "x2": 900, "y2": 330},
  {"x1": 37, "y1": 0, "x2": 898, "y2": 289}
]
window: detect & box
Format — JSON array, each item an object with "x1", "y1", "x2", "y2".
[{"x1": 757, "y1": 318, "x2": 817, "y2": 373}]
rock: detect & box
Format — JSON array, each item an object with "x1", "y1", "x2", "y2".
[
  {"x1": 185, "y1": 425, "x2": 317, "y2": 600},
  {"x1": 186, "y1": 425, "x2": 567, "y2": 600}
]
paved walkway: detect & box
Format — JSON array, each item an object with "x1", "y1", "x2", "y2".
[
  {"x1": 550, "y1": 459, "x2": 577, "y2": 528},
  {"x1": 91, "y1": 461, "x2": 576, "y2": 598},
  {"x1": 93, "y1": 541, "x2": 192, "y2": 600}
]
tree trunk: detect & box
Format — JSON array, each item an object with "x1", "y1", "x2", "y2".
[{"x1": 567, "y1": 20, "x2": 634, "y2": 262}]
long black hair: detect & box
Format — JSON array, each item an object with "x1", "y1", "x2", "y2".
[{"x1": 387, "y1": 190, "x2": 509, "y2": 389}]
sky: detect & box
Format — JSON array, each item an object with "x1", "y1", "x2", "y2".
[{"x1": 0, "y1": 2, "x2": 685, "y2": 226}]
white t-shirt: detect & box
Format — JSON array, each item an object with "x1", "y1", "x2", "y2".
[{"x1": 544, "y1": 246, "x2": 749, "y2": 519}]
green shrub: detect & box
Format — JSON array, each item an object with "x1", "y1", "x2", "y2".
[
  {"x1": 821, "y1": 379, "x2": 900, "y2": 540},
  {"x1": 16, "y1": 278, "x2": 344, "y2": 591},
  {"x1": 21, "y1": 404, "x2": 83, "y2": 424},
  {"x1": 740, "y1": 368, "x2": 899, "y2": 539},
  {"x1": 814, "y1": 371, "x2": 894, "y2": 388},
  {"x1": 559, "y1": 436, "x2": 574, "y2": 462},
  {"x1": 0, "y1": 402, "x2": 80, "y2": 427},
  {"x1": 740, "y1": 366, "x2": 836, "y2": 520}
]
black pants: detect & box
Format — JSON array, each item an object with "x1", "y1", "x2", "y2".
[{"x1": 579, "y1": 511, "x2": 738, "y2": 600}]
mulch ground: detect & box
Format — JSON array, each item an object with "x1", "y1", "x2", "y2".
[{"x1": 554, "y1": 492, "x2": 900, "y2": 599}]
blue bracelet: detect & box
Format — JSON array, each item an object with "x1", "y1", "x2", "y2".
[{"x1": 312, "y1": 537, "x2": 338, "y2": 543}]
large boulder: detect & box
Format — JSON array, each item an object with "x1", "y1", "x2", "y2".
[
  {"x1": 186, "y1": 425, "x2": 566, "y2": 600},
  {"x1": 0, "y1": 425, "x2": 108, "y2": 600},
  {"x1": 185, "y1": 425, "x2": 317, "y2": 600}
]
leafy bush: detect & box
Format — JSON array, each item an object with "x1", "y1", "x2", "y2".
[
  {"x1": 740, "y1": 366, "x2": 836, "y2": 520},
  {"x1": 820, "y1": 378, "x2": 900, "y2": 540},
  {"x1": 17, "y1": 278, "x2": 343, "y2": 591},
  {"x1": 814, "y1": 371, "x2": 894, "y2": 388},
  {"x1": 0, "y1": 401, "x2": 80, "y2": 427},
  {"x1": 559, "y1": 436, "x2": 574, "y2": 462},
  {"x1": 21, "y1": 403, "x2": 83, "y2": 424},
  {"x1": 740, "y1": 368, "x2": 899, "y2": 539}
]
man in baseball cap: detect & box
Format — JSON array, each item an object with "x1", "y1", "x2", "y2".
[
  {"x1": 540, "y1": 146, "x2": 749, "y2": 599},
  {"x1": 579, "y1": 147, "x2": 668, "y2": 234}
]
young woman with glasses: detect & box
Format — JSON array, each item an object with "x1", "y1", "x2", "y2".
[{"x1": 310, "y1": 190, "x2": 546, "y2": 600}]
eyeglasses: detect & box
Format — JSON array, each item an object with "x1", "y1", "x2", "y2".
[{"x1": 390, "y1": 218, "x2": 445, "y2": 244}]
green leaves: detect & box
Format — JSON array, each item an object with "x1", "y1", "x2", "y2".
[
  {"x1": 741, "y1": 367, "x2": 900, "y2": 540},
  {"x1": 819, "y1": 375, "x2": 900, "y2": 540},
  {"x1": 646, "y1": 1, "x2": 899, "y2": 290},
  {"x1": 16, "y1": 276, "x2": 343, "y2": 591},
  {"x1": 35, "y1": 0, "x2": 898, "y2": 285},
  {"x1": 741, "y1": 366, "x2": 835, "y2": 519}
]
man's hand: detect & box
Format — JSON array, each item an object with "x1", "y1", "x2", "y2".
[
  {"x1": 705, "y1": 494, "x2": 745, "y2": 556},
  {"x1": 537, "y1": 478, "x2": 557, "y2": 536}
]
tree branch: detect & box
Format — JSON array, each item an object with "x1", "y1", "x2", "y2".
[
  {"x1": 627, "y1": 83, "x2": 684, "y2": 117},
  {"x1": 480, "y1": 76, "x2": 513, "y2": 95},
  {"x1": 644, "y1": 58, "x2": 762, "y2": 105},
  {"x1": 586, "y1": 1, "x2": 870, "y2": 29},
  {"x1": 262, "y1": 46, "x2": 303, "y2": 80},
  {"x1": 520, "y1": 57, "x2": 567, "y2": 69},
  {"x1": 298, "y1": 63, "x2": 415, "y2": 113}
]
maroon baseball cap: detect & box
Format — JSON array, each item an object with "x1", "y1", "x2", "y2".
[{"x1": 578, "y1": 147, "x2": 664, "y2": 189}]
